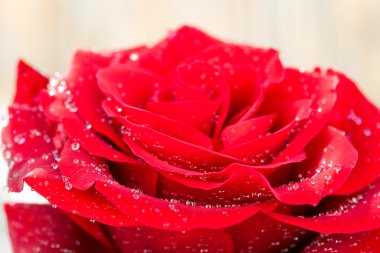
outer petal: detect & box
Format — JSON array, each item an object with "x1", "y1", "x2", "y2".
[
  {"x1": 24, "y1": 167, "x2": 138, "y2": 227},
  {"x1": 62, "y1": 117, "x2": 138, "y2": 163},
  {"x1": 272, "y1": 126, "x2": 358, "y2": 206},
  {"x1": 95, "y1": 181, "x2": 277, "y2": 231},
  {"x1": 106, "y1": 226, "x2": 233, "y2": 253},
  {"x1": 2, "y1": 106, "x2": 57, "y2": 192},
  {"x1": 267, "y1": 179, "x2": 380, "y2": 234},
  {"x1": 328, "y1": 71, "x2": 380, "y2": 194},
  {"x1": 4, "y1": 203, "x2": 112, "y2": 253},
  {"x1": 303, "y1": 228, "x2": 380, "y2": 253},
  {"x1": 58, "y1": 139, "x2": 113, "y2": 190},
  {"x1": 265, "y1": 69, "x2": 338, "y2": 164},
  {"x1": 227, "y1": 212, "x2": 314, "y2": 253},
  {"x1": 13, "y1": 60, "x2": 49, "y2": 106}
]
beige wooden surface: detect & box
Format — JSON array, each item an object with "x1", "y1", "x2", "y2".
[{"x1": 0, "y1": 0, "x2": 380, "y2": 252}]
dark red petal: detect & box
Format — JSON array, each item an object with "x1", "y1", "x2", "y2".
[
  {"x1": 62, "y1": 117, "x2": 138, "y2": 163},
  {"x1": 146, "y1": 99, "x2": 221, "y2": 135},
  {"x1": 227, "y1": 212, "x2": 314, "y2": 253},
  {"x1": 13, "y1": 60, "x2": 49, "y2": 106},
  {"x1": 328, "y1": 71, "x2": 380, "y2": 194},
  {"x1": 97, "y1": 65, "x2": 156, "y2": 107},
  {"x1": 63, "y1": 212, "x2": 115, "y2": 250},
  {"x1": 221, "y1": 114, "x2": 276, "y2": 148},
  {"x1": 267, "y1": 179, "x2": 380, "y2": 234},
  {"x1": 96, "y1": 181, "x2": 277, "y2": 231},
  {"x1": 2, "y1": 107, "x2": 57, "y2": 192},
  {"x1": 272, "y1": 126, "x2": 358, "y2": 206},
  {"x1": 4, "y1": 203, "x2": 112, "y2": 253},
  {"x1": 103, "y1": 98, "x2": 214, "y2": 149},
  {"x1": 110, "y1": 162, "x2": 158, "y2": 196},
  {"x1": 106, "y1": 226, "x2": 233, "y2": 253},
  {"x1": 302, "y1": 228, "x2": 380, "y2": 253},
  {"x1": 59, "y1": 139, "x2": 113, "y2": 190},
  {"x1": 24, "y1": 167, "x2": 138, "y2": 227}
]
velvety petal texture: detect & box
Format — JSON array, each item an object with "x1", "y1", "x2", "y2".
[{"x1": 3, "y1": 26, "x2": 380, "y2": 252}]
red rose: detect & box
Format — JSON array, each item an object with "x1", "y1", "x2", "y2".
[{"x1": 3, "y1": 26, "x2": 380, "y2": 252}]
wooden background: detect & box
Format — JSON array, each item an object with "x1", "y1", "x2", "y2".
[{"x1": 0, "y1": 0, "x2": 380, "y2": 251}]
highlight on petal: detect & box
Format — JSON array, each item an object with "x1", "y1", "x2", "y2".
[{"x1": 4, "y1": 203, "x2": 111, "y2": 253}]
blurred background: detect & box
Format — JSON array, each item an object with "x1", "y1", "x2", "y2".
[{"x1": 0, "y1": 0, "x2": 379, "y2": 251}]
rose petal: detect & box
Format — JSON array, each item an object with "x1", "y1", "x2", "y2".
[
  {"x1": 140, "y1": 26, "x2": 221, "y2": 74},
  {"x1": 24, "y1": 167, "x2": 138, "y2": 227},
  {"x1": 105, "y1": 226, "x2": 233, "y2": 253},
  {"x1": 62, "y1": 117, "x2": 138, "y2": 163},
  {"x1": 116, "y1": 116, "x2": 241, "y2": 173},
  {"x1": 174, "y1": 60, "x2": 230, "y2": 136},
  {"x1": 96, "y1": 181, "x2": 277, "y2": 231},
  {"x1": 221, "y1": 114, "x2": 276, "y2": 148},
  {"x1": 4, "y1": 203, "x2": 112, "y2": 253},
  {"x1": 302, "y1": 228, "x2": 380, "y2": 253},
  {"x1": 328, "y1": 71, "x2": 380, "y2": 194},
  {"x1": 2, "y1": 106, "x2": 57, "y2": 192},
  {"x1": 103, "y1": 98, "x2": 214, "y2": 149},
  {"x1": 272, "y1": 126, "x2": 358, "y2": 206},
  {"x1": 58, "y1": 139, "x2": 113, "y2": 190},
  {"x1": 268, "y1": 69, "x2": 338, "y2": 163},
  {"x1": 13, "y1": 60, "x2": 49, "y2": 106},
  {"x1": 195, "y1": 44, "x2": 284, "y2": 121},
  {"x1": 109, "y1": 162, "x2": 158, "y2": 196},
  {"x1": 146, "y1": 99, "x2": 221, "y2": 136},
  {"x1": 97, "y1": 65, "x2": 156, "y2": 107},
  {"x1": 267, "y1": 179, "x2": 380, "y2": 234},
  {"x1": 63, "y1": 212, "x2": 115, "y2": 250},
  {"x1": 227, "y1": 212, "x2": 314, "y2": 253}
]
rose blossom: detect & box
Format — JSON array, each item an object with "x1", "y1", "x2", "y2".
[{"x1": 2, "y1": 26, "x2": 380, "y2": 252}]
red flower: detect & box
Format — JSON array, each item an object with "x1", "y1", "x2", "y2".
[{"x1": 3, "y1": 26, "x2": 380, "y2": 252}]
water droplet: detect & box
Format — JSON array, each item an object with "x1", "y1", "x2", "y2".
[
  {"x1": 71, "y1": 142, "x2": 80, "y2": 151},
  {"x1": 13, "y1": 153, "x2": 23, "y2": 163},
  {"x1": 363, "y1": 128, "x2": 372, "y2": 137},
  {"x1": 65, "y1": 182, "x2": 73, "y2": 190},
  {"x1": 14, "y1": 135, "x2": 26, "y2": 145}
]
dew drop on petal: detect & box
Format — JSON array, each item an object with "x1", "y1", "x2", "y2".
[{"x1": 71, "y1": 142, "x2": 80, "y2": 151}]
